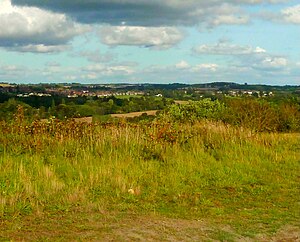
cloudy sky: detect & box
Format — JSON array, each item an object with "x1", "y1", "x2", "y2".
[{"x1": 0, "y1": 0, "x2": 299, "y2": 85}]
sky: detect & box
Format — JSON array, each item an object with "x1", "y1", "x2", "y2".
[{"x1": 0, "y1": 0, "x2": 299, "y2": 85}]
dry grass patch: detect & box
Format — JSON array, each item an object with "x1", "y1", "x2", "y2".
[
  {"x1": 1, "y1": 211, "x2": 299, "y2": 241},
  {"x1": 111, "y1": 110, "x2": 159, "y2": 118}
]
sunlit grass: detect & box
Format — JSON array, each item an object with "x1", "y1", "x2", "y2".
[{"x1": 0, "y1": 117, "x2": 299, "y2": 236}]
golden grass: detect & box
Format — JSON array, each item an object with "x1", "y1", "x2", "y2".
[{"x1": 111, "y1": 110, "x2": 159, "y2": 118}]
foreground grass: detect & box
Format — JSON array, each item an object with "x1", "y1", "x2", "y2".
[
  {"x1": 1, "y1": 209, "x2": 299, "y2": 241},
  {"x1": 0, "y1": 119, "x2": 299, "y2": 240}
]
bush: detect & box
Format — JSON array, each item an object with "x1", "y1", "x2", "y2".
[
  {"x1": 161, "y1": 99, "x2": 225, "y2": 123},
  {"x1": 163, "y1": 97, "x2": 300, "y2": 133},
  {"x1": 222, "y1": 98, "x2": 300, "y2": 132},
  {"x1": 277, "y1": 103, "x2": 300, "y2": 132}
]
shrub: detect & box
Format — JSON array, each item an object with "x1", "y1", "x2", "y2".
[
  {"x1": 222, "y1": 98, "x2": 280, "y2": 132},
  {"x1": 277, "y1": 103, "x2": 300, "y2": 132},
  {"x1": 160, "y1": 99, "x2": 225, "y2": 123}
]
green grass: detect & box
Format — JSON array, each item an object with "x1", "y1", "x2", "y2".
[{"x1": 0, "y1": 119, "x2": 299, "y2": 240}]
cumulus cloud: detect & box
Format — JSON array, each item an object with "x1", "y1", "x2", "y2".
[
  {"x1": 230, "y1": 50, "x2": 290, "y2": 73},
  {"x1": 10, "y1": 0, "x2": 264, "y2": 27},
  {"x1": 253, "y1": 57, "x2": 288, "y2": 70},
  {"x1": 193, "y1": 41, "x2": 290, "y2": 74},
  {"x1": 193, "y1": 42, "x2": 266, "y2": 55},
  {"x1": 0, "y1": 0, "x2": 89, "y2": 52},
  {"x1": 203, "y1": 3, "x2": 250, "y2": 27},
  {"x1": 258, "y1": 4, "x2": 300, "y2": 24},
  {"x1": 99, "y1": 26, "x2": 183, "y2": 49},
  {"x1": 281, "y1": 4, "x2": 300, "y2": 24}
]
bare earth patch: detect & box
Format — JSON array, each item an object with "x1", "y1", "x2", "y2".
[
  {"x1": 1, "y1": 211, "x2": 299, "y2": 241},
  {"x1": 257, "y1": 225, "x2": 300, "y2": 242}
]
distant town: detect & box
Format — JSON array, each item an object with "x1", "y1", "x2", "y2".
[{"x1": 1, "y1": 82, "x2": 299, "y2": 100}]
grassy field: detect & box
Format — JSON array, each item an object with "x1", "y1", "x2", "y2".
[
  {"x1": 111, "y1": 110, "x2": 159, "y2": 118},
  {"x1": 0, "y1": 118, "x2": 299, "y2": 240}
]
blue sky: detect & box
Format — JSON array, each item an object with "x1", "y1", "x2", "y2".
[{"x1": 0, "y1": 0, "x2": 299, "y2": 85}]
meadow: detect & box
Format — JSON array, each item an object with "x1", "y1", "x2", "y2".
[{"x1": 0, "y1": 103, "x2": 299, "y2": 240}]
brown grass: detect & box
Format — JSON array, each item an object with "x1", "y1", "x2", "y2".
[
  {"x1": 0, "y1": 83, "x2": 13, "y2": 87},
  {"x1": 74, "y1": 117, "x2": 93, "y2": 123},
  {"x1": 1, "y1": 211, "x2": 299, "y2": 241},
  {"x1": 174, "y1": 100, "x2": 189, "y2": 105},
  {"x1": 41, "y1": 117, "x2": 93, "y2": 123},
  {"x1": 111, "y1": 110, "x2": 159, "y2": 118}
]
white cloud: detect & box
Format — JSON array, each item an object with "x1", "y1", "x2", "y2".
[
  {"x1": 100, "y1": 26, "x2": 184, "y2": 49},
  {"x1": 0, "y1": 0, "x2": 89, "y2": 52},
  {"x1": 0, "y1": 64, "x2": 28, "y2": 80},
  {"x1": 12, "y1": 44, "x2": 69, "y2": 53},
  {"x1": 243, "y1": 54, "x2": 289, "y2": 72},
  {"x1": 281, "y1": 4, "x2": 300, "y2": 24},
  {"x1": 204, "y1": 3, "x2": 250, "y2": 27},
  {"x1": 145, "y1": 62, "x2": 219, "y2": 73},
  {"x1": 210, "y1": 15, "x2": 249, "y2": 26},
  {"x1": 259, "y1": 4, "x2": 300, "y2": 24},
  {"x1": 193, "y1": 41, "x2": 291, "y2": 76},
  {"x1": 175, "y1": 61, "x2": 190, "y2": 69},
  {"x1": 192, "y1": 64, "x2": 219, "y2": 72},
  {"x1": 194, "y1": 43, "x2": 266, "y2": 55},
  {"x1": 82, "y1": 63, "x2": 136, "y2": 77},
  {"x1": 260, "y1": 57, "x2": 288, "y2": 68},
  {"x1": 255, "y1": 47, "x2": 267, "y2": 53}
]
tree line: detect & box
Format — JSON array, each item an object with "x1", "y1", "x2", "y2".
[{"x1": 0, "y1": 95, "x2": 172, "y2": 121}]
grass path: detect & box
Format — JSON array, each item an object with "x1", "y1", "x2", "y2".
[{"x1": 1, "y1": 210, "x2": 299, "y2": 241}]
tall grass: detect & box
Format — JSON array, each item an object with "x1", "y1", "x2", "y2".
[{"x1": 0, "y1": 114, "x2": 299, "y2": 233}]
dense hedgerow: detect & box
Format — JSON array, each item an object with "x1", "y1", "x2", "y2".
[
  {"x1": 222, "y1": 98, "x2": 300, "y2": 132},
  {"x1": 159, "y1": 98, "x2": 300, "y2": 132}
]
